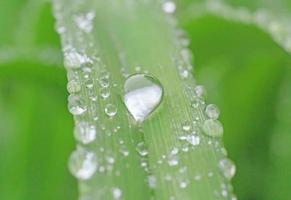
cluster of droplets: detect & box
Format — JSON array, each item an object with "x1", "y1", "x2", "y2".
[
  {"x1": 203, "y1": 0, "x2": 291, "y2": 53},
  {"x1": 161, "y1": 0, "x2": 238, "y2": 197}
]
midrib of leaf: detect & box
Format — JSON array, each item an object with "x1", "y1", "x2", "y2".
[{"x1": 53, "y1": 0, "x2": 234, "y2": 200}]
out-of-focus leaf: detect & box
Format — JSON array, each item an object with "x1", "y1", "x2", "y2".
[
  {"x1": 0, "y1": 1, "x2": 77, "y2": 200},
  {"x1": 182, "y1": 14, "x2": 291, "y2": 200}
]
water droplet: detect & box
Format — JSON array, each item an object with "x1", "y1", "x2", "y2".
[
  {"x1": 74, "y1": 122, "x2": 96, "y2": 144},
  {"x1": 100, "y1": 87, "x2": 110, "y2": 99},
  {"x1": 219, "y1": 158, "x2": 236, "y2": 180},
  {"x1": 205, "y1": 104, "x2": 220, "y2": 119},
  {"x1": 148, "y1": 175, "x2": 157, "y2": 188},
  {"x1": 99, "y1": 77, "x2": 110, "y2": 88},
  {"x1": 68, "y1": 148, "x2": 97, "y2": 180},
  {"x1": 119, "y1": 145, "x2": 129, "y2": 157},
  {"x1": 202, "y1": 119, "x2": 223, "y2": 137},
  {"x1": 162, "y1": 1, "x2": 176, "y2": 13},
  {"x1": 84, "y1": 79, "x2": 94, "y2": 89},
  {"x1": 194, "y1": 85, "x2": 206, "y2": 99},
  {"x1": 182, "y1": 122, "x2": 191, "y2": 132},
  {"x1": 64, "y1": 46, "x2": 92, "y2": 69},
  {"x1": 67, "y1": 80, "x2": 81, "y2": 93},
  {"x1": 168, "y1": 154, "x2": 178, "y2": 166},
  {"x1": 105, "y1": 104, "x2": 117, "y2": 117},
  {"x1": 112, "y1": 187, "x2": 122, "y2": 199},
  {"x1": 74, "y1": 11, "x2": 95, "y2": 33},
  {"x1": 68, "y1": 94, "x2": 87, "y2": 115},
  {"x1": 136, "y1": 142, "x2": 148, "y2": 156},
  {"x1": 123, "y1": 74, "x2": 163, "y2": 122}
]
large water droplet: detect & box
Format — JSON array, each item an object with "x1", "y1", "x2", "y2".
[
  {"x1": 123, "y1": 74, "x2": 163, "y2": 122},
  {"x1": 202, "y1": 119, "x2": 223, "y2": 137},
  {"x1": 219, "y1": 158, "x2": 236, "y2": 180},
  {"x1": 74, "y1": 122, "x2": 96, "y2": 144},
  {"x1": 68, "y1": 147, "x2": 97, "y2": 180}
]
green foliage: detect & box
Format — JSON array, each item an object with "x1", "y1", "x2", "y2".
[{"x1": 0, "y1": 0, "x2": 291, "y2": 200}]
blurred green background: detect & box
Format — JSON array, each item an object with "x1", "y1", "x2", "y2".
[{"x1": 1, "y1": 0, "x2": 291, "y2": 200}]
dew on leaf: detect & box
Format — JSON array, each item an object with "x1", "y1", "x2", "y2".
[
  {"x1": 74, "y1": 122, "x2": 96, "y2": 144},
  {"x1": 205, "y1": 104, "x2": 220, "y2": 119},
  {"x1": 67, "y1": 80, "x2": 81, "y2": 94},
  {"x1": 136, "y1": 142, "x2": 148, "y2": 156},
  {"x1": 123, "y1": 73, "x2": 163, "y2": 122},
  {"x1": 68, "y1": 147, "x2": 97, "y2": 180},
  {"x1": 162, "y1": 1, "x2": 176, "y2": 14},
  {"x1": 202, "y1": 119, "x2": 223, "y2": 137},
  {"x1": 112, "y1": 187, "x2": 122, "y2": 199},
  {"x1": 68, "y1": 94, "x2": 87, "y2": 115},
  {"x1": 105, "y1": 104, "x2": 117, "y2": 117},
  {"x1": 219, "y1": 158, "x2": 236, "y2": 180}
]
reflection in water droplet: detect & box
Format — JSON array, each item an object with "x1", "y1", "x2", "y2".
[
  {"x1": 219, "y1": 158, "x2": 236, "y2": 180},
  {"x1": 68, "y1": 147, "x2": 97, "y2": 180},
  {"x1": 74, "y1": 122, "x2": 96, "y2": 144},
  {"x1": 123, "y1": 74, "x2": 163, "y2": 122},
  {"x1": 202, "y1": 119, "x2": 223, "y2": 137},
  {"x1": 105, "y1": 104, "x2": 117, "y2": 117}
]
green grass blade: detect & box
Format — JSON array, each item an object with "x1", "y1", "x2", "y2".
[{"x1": 53, "y1": 0, "x2": 236, "y2": 199}]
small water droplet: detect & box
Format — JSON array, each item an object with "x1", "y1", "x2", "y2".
[
  {"x1": 194, "y1": 85, "x2": 206, "y2": 99},
  {"x1": 219, "y1": 158, "x2": 236, "y2": 180},
  {"x1": 74, "y1": 122, "x2": 96, "y2": 144},
  {"x1": 148, "y1": 175, "x2": 157, "y2": 188},
  {"x1": 168, "y1": 155, "x2": 178, "y2": 166},
  {"x1": 162, "y1": 1, "x2": 176, "y2": 13},
  {"x1": 74, "y1": 11, "x2": 95, "y2": 33},
  {"x1": 67, "y1": 80, "x2": 81, "y2": 94},
  {"x1": 123, "y1": 74, "x2": 163, "y2": 122},
  {"x1": 99, "y1": 77, "x2": 110, "y2": 88},
  {"x1": 119, "y1": 145, "x2": 129, "y2": 157},
  {"x1": 105, "y1": 104, "x2": 117, "y2": 117},
  {"x1": 136, "y1": 142, "x2": 148, "y2": 156},
  {"x1": 112, "y1": 187, "x2": 122, "y2": 199},
  {"x1": 100, "y1": 87, "x2": 110, "y2": 99},
  {"x1": 64, "y1": 46, "x2": 92, "y2": 69},
  {"x1": 202, "y1": 119, "x2": 223, "y2": 137},
  {"x1": 68, "y1": 94, "x2": 87, "y2": 115},
  {"x1": 68, "y1": 147, "x2": 97, "y2": 180},
  {"x1": 205, "y1": 104, "x2": 220, "y2": 119}
]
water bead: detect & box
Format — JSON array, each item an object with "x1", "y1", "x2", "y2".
[
  {"x1": 123, "y1": 73, "x2": 163, "y2": 122},
  {"x1": 219, "y1": 158, "x2": 236, "y2": 180},
  {"x1": 68, "y1": 148, "x2": 97, "y2": 180},
  {"x1": 67, "y1": 80, "x2": 81, "y2": 93},
  {"x1": 202, "y1": 119, "x2": 223, "y2": 137},
  {"x1": 105, "y1": 104, "x2": 117, "y2": 117},
  {"x1": 194, "y1": 85, "x2": 207, "y2": 99},
  {"x1": 112, "y1": 187, "x2": 122, "y2": 199},
  {"x1": 74, "y1": 122, "x2": 96, "y2": 144},
  {"x1": 162, "y1": 1, "x2": 176, "y2": 14},
  {"x1": 68, "y1": 94, "x2": 87, "y2": 115},
  {"x1": 205, "y1": 104, "x2": 220, "y2": 119},
  {"x1": 136, "y1": 142, "x2": 148, "y2": 156}
]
